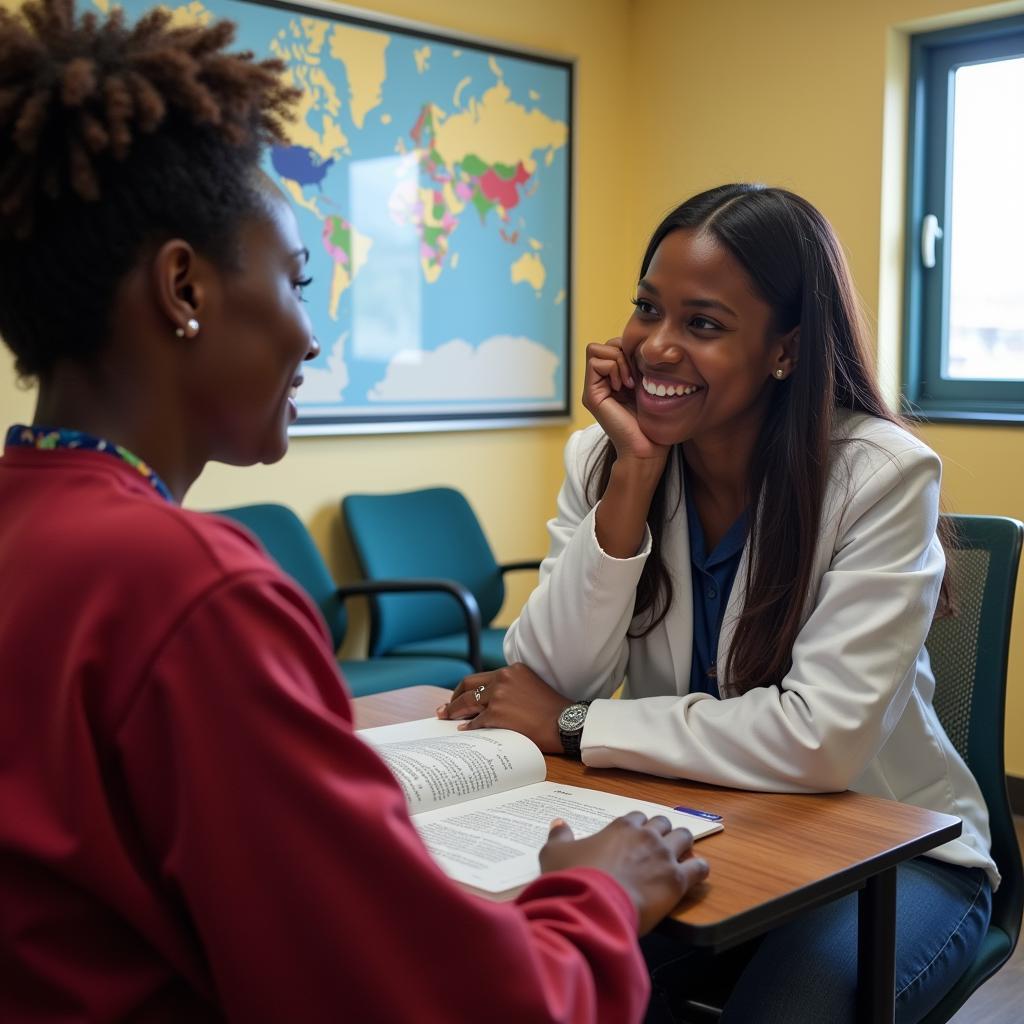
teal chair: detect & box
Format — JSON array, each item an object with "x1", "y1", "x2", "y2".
[
  {"x1": 214, "y1": 504, "x2": 481, "y2": 696},
  {"x1": 918, "y1": 514, "x2": 1023, "y2": 1022},
  {"x1": 342, "y1": 487, "x2": 541, "y2": 671}
]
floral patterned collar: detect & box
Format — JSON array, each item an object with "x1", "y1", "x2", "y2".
[{"x1": 5, "y1": 424, "x2": 175, "y2": 503}]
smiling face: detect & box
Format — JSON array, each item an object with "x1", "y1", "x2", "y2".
[
  {"x1": 189, "y1": 180, "x2": 320, "y2": 467},
  {"x1": 620, "y1": 228, "x2": 795, "y2": 451}
]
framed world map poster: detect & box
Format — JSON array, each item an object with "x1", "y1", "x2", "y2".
[{"x1": 96, "y1": 0, "x2": 574, "y2": 433}]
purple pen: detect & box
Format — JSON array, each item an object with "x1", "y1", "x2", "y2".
[{"x1": 673, "y1": 806, "x2": 723, "y2": 821}]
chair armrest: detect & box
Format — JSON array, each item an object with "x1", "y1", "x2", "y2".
[
  {"x1": 334, "y1": 578, "x2": 483, "y2": 673},
  {"x1": 499, "y1": 560, "x2": 542, "y2": 576}
]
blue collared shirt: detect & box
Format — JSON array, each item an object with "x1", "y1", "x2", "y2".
[{"x1": 685, "y1": 482, "x2": 748, "y2": 698}]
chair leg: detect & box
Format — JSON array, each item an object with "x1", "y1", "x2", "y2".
[{"x1": 677, "y1": 997, "x2": 724, "y2": 1022}]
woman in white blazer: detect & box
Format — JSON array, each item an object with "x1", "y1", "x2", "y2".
[{"x1": 439, "y1": 185, "x2": 997, "y2": 1023}]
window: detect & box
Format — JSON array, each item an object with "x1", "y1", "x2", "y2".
[{"x1": 904, "y1": 15, "x2": 1024, "y2": 422}]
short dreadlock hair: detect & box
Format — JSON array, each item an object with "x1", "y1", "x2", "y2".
[{"x1": 0, "y1": 0, "x2": 299, "y2": 379}]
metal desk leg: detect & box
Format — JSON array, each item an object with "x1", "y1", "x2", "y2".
[{"x1": 857, "y1": 867, "x2": 897, "y2": 1024}]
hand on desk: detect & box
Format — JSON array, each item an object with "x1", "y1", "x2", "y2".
[
  {"x1": 437, "y1": 662, "x2": 571, "y2": 753},
  {"x1": 541, "y1": 813, "x2": 709, "y2": 935}
]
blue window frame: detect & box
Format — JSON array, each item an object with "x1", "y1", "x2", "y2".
[{"x1": 904, "y1": 14, "x2": 1024, "y2": 423}]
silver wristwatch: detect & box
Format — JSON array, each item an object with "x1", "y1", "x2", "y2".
[{"x1": 557, "y1": 701, "x2": 591, "y2": 760}]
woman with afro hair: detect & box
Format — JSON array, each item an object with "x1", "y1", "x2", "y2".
[{"x1": 0, "y1": 3, "x2": 708, "y2": 1020}]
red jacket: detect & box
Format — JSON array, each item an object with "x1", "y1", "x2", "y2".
[{"x1": 0, "y1": 445, "x2": 648, "y2": 1023}]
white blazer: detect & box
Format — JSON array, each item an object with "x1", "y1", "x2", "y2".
[{"x1": 505, "y1": 413, "x2": 998, "y2": 885}]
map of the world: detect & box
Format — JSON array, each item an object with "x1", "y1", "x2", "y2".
[{"x1": 95, "y1": 0, "x2": 572, "y2": 431}]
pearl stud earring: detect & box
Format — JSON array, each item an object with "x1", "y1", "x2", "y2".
[
  {"x1": 175, "y1": 318, "x2": 200, "y2": 338},
  {"x1": 775, "y1": 368, "x2": 785, "y2": 379}
]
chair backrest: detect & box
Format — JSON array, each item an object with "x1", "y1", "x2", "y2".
[
  {"x1": 342, "y1": 487, "x2": 504, "y2": 655},
  {"x1": 926, "y1": 513, "x2": 1023, "y2": 943},
  {"x1": 215, "y1": 504, "x2": 348, "y2": 651}
]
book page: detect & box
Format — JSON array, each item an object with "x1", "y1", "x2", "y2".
[
  {"x1": 359, "y1": 718, "x2": 546, "y2": 815},
  {"x1": 412, "y1": 780, "x2": 723, "y2": 893}
]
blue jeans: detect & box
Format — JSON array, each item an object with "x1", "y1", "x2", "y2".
[{"x1": 643, "y1": 856, "x2": 992, "y2": 1024}]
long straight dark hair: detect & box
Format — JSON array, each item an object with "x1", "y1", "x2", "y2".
[{"x1": 587, "y1": 184, "x2": 952, "y2": 695}]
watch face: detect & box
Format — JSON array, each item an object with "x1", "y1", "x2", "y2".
[{"x1": 558, "y1": 703, "x2": 588, "y2": 733}]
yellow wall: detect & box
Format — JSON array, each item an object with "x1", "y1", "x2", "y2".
[
  {"x1": 2, "y1": 0, "x2": 1022, "y2": 769},
  {"x1": 625, "y1": 0, "x2": 1024, "y2": 773}
]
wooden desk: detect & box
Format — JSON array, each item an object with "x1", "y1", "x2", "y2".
[{"x1": 354, "y1": 686, "x2": 961, "y2": 1023}]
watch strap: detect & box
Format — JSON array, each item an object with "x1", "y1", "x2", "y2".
[{"x1": 558, "y1": 701, "x2": 591, "y2": 760}]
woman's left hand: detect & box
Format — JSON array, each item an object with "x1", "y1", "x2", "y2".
[{"x1": 436, "y1": 662, "x2": 573, "y2": 753}]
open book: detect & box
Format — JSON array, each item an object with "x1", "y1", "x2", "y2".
[{"x1": 359, "y1": 717, "x2": 722, "y2": 893}]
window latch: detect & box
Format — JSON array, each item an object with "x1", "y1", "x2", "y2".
[{"x1": 921, "y1": 213, "x2": 944, "y2": 269}]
